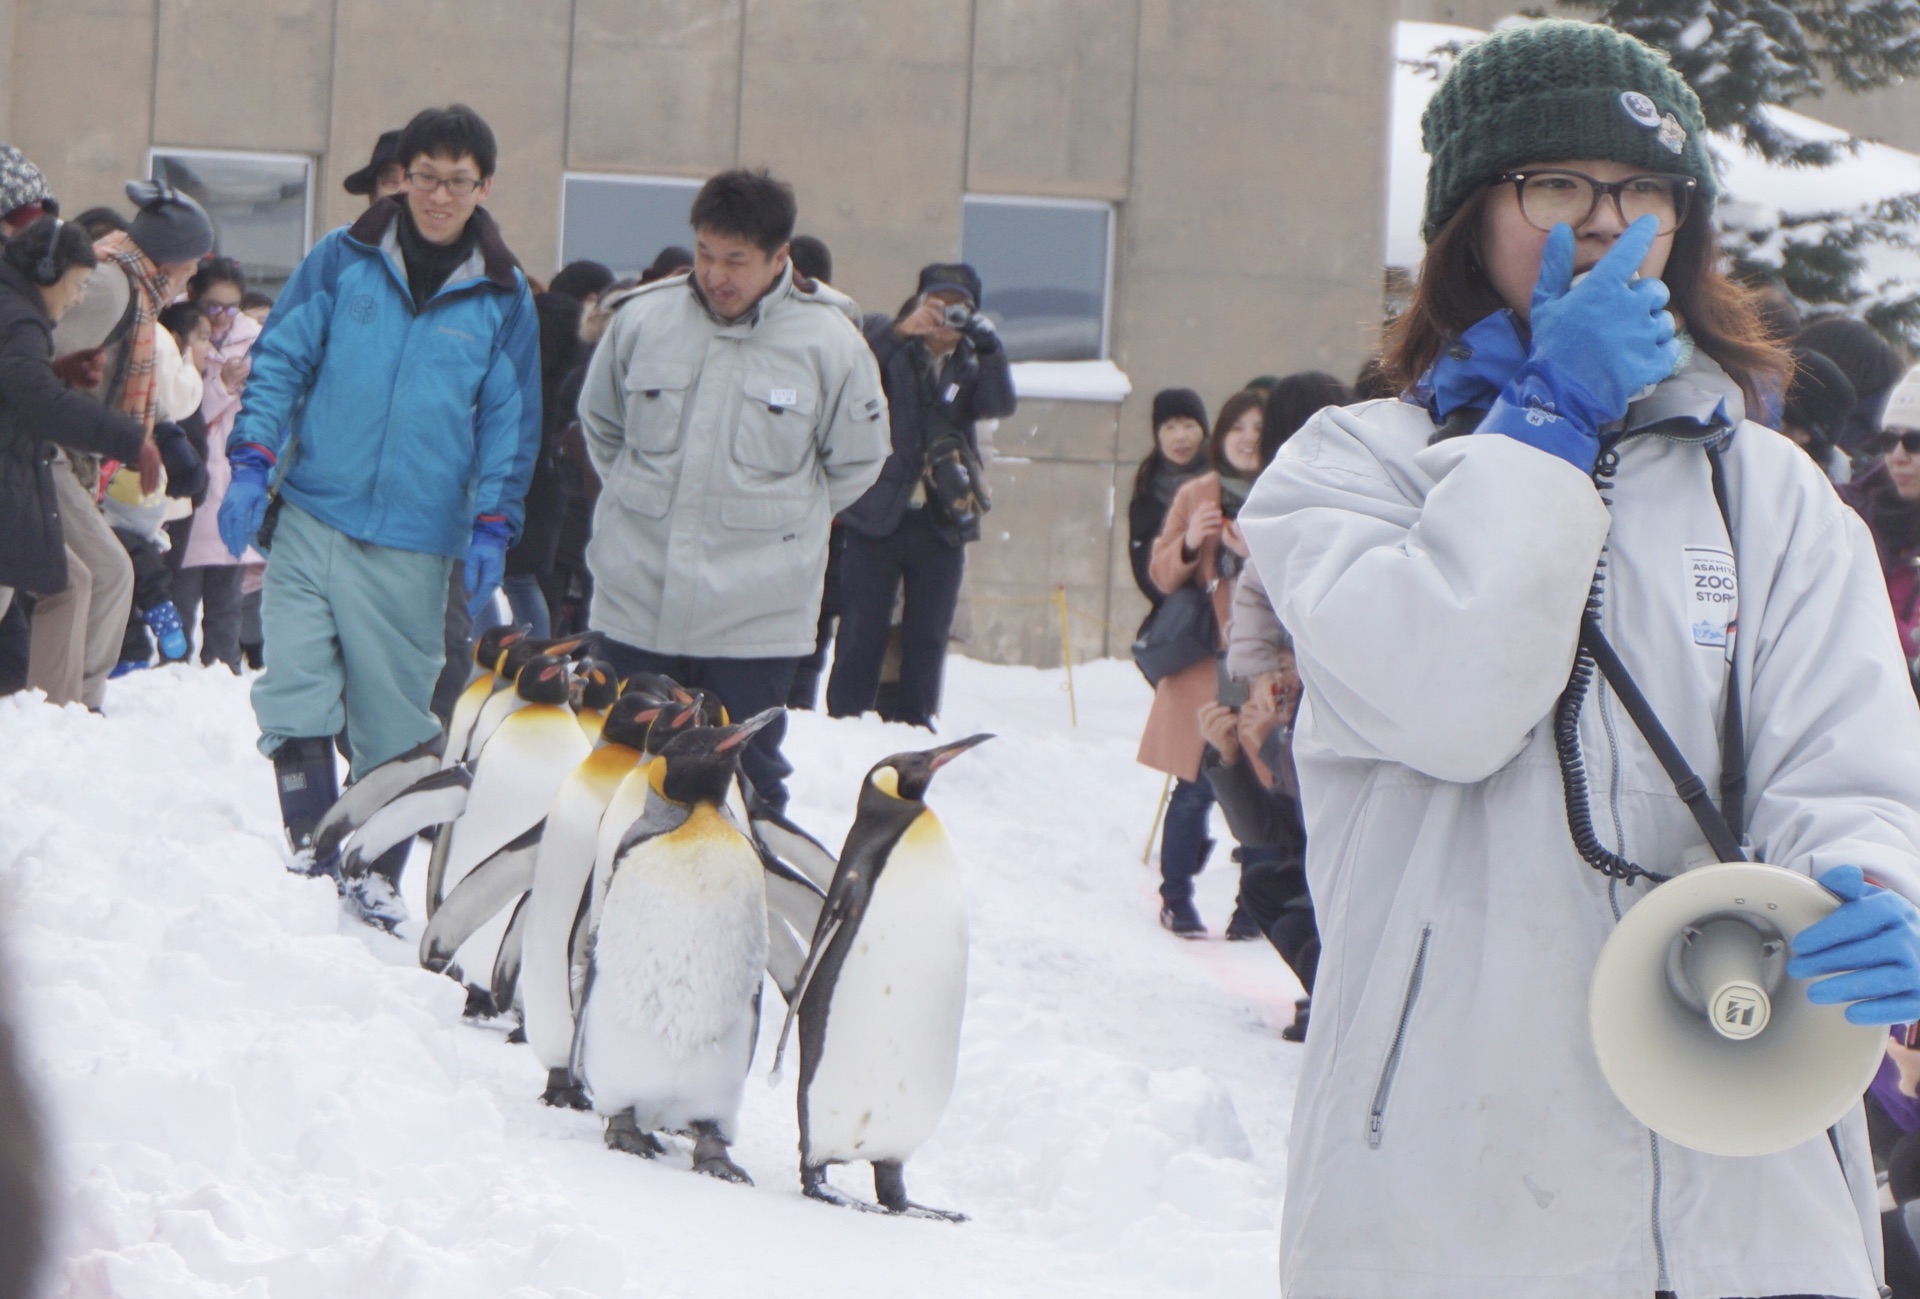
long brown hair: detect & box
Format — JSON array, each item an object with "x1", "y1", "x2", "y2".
[
  {"x1": 1382, "y1": 184, "x2": 1790, "y2": 415},
  {"x1": 1209, "y1": 389, "x2": 1268, "y2": 475}
]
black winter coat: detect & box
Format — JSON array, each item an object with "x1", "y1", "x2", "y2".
[
  {"x1": 0, "y1": 262, "x2": 145, "y2": 593},
  {"x1": 838, "y1": 313, "x2": 1016, "y2": 547},
  {"x1": 506, "y1": 293, "x2": 589, "y2": 579},
  {"x1": 1127, "y1": 455, "x2": 1206, "y2": 607}
]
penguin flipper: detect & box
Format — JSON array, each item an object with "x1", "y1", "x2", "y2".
[
  {"x1": 490, "y1": 892, "x2": 531, "y2": 1014},
  {"x1": 312, "y1": 740, "x2": 444, "y2": 862},
  {"x1": 342, "y1": 766, "x2": 473, "y2": 876},
  {"x1": 770, "y1": 915, "x2": 842, "y2": 1078},
  {"x1": 419, "y1": 823, "x2": 542, "y2": 973},
  {"x1": 424, "y1": 820, "x2": 457, "y2": 919},
  {"x1": 764, "y1": 915, "x2": 809, "y2": 1006},
  {"x1": 750, "y1": 807, "x2": 839, "y2": 892}
]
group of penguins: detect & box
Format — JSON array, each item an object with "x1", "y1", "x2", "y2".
[{"x1": 306, "y1": 625, "x2": 990, "y2": 1219}]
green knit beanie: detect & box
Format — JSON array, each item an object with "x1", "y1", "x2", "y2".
[{"x1": 1420, "y1": 20, "x2": 1718, "y2": 241}]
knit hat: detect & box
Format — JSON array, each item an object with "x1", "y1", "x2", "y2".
[
  {"x1": 1884, "y1": 363, "x2": 1920, "y2": 434},
  {"x1": 0, "y1": 146, "x2": 55, "y2": 222},
  {"x1": 1151, "y1": 387, "x2": 1209, "y2": 432},
  {"x1": 918, "y1": 261, "x2": 983, "y2": 309},
  {"x1": 1784, "y1": 345, "x2": 1856, "y2": 440},
  {"x1": 1420, "y1": 20, "x2": 1718, "y2": 240},
  {"x1": 125, "y1": 180, "x2": 215, "y2": 265}
]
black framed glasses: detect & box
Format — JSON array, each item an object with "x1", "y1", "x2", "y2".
[
  {"x1": 1497, "y1": 169, "x2": 1697, "y2": 235},
  {"x1": 405, "y1": 170, "x2": 482, "y2": 198},
  {"x1": 1879, "y1": 430, "x2": 1920, "y2": 456}
]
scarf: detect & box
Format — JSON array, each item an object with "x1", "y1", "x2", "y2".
[
  {"x1": 1147, "y1": 454, "x2": 1205, "y2": 510},
  {"x1": 94, "y1": 232, "x2": 166, "y2": 435},
  {"x1": 1874, "y1": 486, "x2": 1920, "y2": 557},
  {"x1": 396, "y1": 206, "x2": 478, "y2": 311}
]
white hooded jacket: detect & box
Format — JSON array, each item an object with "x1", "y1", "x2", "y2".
[{"x1": 1239, "y1": 351, "x2": 1920, "y2": 1299}]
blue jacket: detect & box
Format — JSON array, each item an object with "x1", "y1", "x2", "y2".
[{"x1": 229, "y1": 199, "x2": 541, "y2": 558}]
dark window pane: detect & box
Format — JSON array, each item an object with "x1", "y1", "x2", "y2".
[
  {"x1": 961, "y1": 197, "x2": 1112, "y2": 362},
  {"x1": 562, "y1": 176, "x2": 701, "y2": 278},
  {"x1": 150, "y1": 151, "x2": 311, "y2": 295}
]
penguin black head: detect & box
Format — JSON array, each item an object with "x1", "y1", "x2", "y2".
[
  {"x1": 571, "y1": 658, "x2": 619, "y2": 711},
  {"x1": 641, "y1": 698, "x2": 704, "y2": 756},
  {"x1": 513, "y1": 652, "x2": 575, "y2": 705},
  {"x1": 657, "y1": 708, "x2": 783, "y2": 805},
  {"x1": 620, "y1": 671, "x2": 684, "y2": 707},
  {"x1": 600, "y1": 692, "x2": 667, "y2": 750},
  {"x1": 475, "y1": 623, "x2": 529, "y2": 673},
  {"x1": 865, "y1": 733, "x2": 994, "y2": 805},
  {"x1": 528, "y1": 632, "x2": 597, "y2": 662}
]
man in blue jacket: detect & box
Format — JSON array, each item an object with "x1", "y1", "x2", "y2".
[{"x1": 218, "y1": 104, "x2": 540, "y2": 930}]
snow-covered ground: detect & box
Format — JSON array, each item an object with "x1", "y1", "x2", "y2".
[{"x1": 0, "y1": 656, "x2": 1302, "y2": 1299}]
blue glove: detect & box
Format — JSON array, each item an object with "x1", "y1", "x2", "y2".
[
  {"x1": 1787, "y1": 865, "x2": 1920, "y2": 1025},
  {"x1": 1478, "y1": 217, "x2": 1680, "y2": 472},
  {"x1": 464, "y1": 517, "x2": 512, "y2": 621},
  {"x1": 218, "y1": 446, "x2": 273, "y2": 559}
]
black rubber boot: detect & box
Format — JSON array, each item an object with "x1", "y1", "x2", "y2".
[{"x1": 272, "y1": 737, "x2": 340, "y2": 877}]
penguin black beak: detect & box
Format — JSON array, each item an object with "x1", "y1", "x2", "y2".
[
  {"x1": 927, "y1": 732, "x2": 994, "y2": 771},
  {"x1": 714, "y1": 707, "x2": 784, "y2": 753}
]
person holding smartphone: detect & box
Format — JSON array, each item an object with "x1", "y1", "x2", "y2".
[
  {"x1": 1241, "y1": 20, "x2": 1920, "y2": 1298},
  {"x1": 1137, "y1": 388, "x2": 1267, "y2": 938}
]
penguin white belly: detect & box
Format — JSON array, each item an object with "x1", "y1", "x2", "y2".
[
  {"x1": 441, "y1": 674, "x2": 495, "y2": 770},
  {"x1": 523, "y1": 748, "x2": 636, "y2": 1069},
  {"x1": 444, "y1": 705, "x2": 589, "y2": 894},
  {"x1": 806, "y1": 815, "x2": 968, "y2": 1164},
  {"x1": 580, "y1": 806, "x2": 768, "y2": 1138}
]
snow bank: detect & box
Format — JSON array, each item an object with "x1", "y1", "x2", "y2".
[{"x1": 0, "y1": 656, "x2": 1301, "y2": 1298}]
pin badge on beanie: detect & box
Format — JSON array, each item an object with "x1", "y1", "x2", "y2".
[
  {"x1": 1619, "y1": 91, "x2": 1688, "y2": 155},
  {"x1": 1620, "y1": 92, "x2": 1661, "y2": 128}
]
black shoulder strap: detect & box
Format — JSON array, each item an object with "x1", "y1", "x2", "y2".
[{"x1": 1576, "y1": 442, "x2": 1748, "y2": 866}]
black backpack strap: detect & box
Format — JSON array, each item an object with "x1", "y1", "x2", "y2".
[{"x1": 1707, "y1": 446, "x2": 1747, "y2": 836}]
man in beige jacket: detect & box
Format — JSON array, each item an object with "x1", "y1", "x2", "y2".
[{"x1": 578, "y1": 169, "x2": 888, "y2": 809}]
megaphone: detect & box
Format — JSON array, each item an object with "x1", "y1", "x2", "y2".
[{"x1": 1589, "y1": 860, "x2": 1887, "y2": 1157}]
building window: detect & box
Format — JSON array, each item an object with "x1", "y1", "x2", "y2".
[
  {"x1": 148, "y1": 149, "x2": 312, "y2": 294},
  {"x1": 960, "y1": 195, "x2": 1114, "y2": 363},
  {"x1": 561, "y1": 174, "x2": 702, "y2": 278}
]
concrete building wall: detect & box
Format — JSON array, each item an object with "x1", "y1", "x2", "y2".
[{"x1": 4, "y1": 0, "x2": 1402, "y2": 668}]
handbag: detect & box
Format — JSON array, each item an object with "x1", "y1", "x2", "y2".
[{"x1": 1131, "y1": 582, "x2": 1219, "y2": 686}]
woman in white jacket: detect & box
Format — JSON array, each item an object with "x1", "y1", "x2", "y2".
[{"x1": 1241, "y1": 20, "x2": 1920, "y2": 1299}]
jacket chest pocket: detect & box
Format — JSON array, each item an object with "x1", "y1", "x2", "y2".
[
  {"x1": 623, "y1": 361, "x2": 695, "y2": 456},
  {"x1": 731, "y1": 373, "x2": 819, "y2": 477}
]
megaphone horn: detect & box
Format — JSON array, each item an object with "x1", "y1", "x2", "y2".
[{"x1": 1589, "y1": 861, "x2": 1886, "y2": 1158}]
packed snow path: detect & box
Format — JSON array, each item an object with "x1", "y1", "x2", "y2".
[{"x1": 0, "y1": 658, "x2": 1303, "y2": 1298}]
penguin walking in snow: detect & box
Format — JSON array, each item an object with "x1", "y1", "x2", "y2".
[
  {"x1": 573, "y1": 709, "x2": 783, "y2": 1184},
  {"x1": 418, "y1": 653, "x2": 591, "y2": 1009},
  {"x1": 773, "y1": 734, "x2": 992, "y2": 1219},
  {"x1": 520, "y1": 689, "x2": 681, "y2": 1108}
]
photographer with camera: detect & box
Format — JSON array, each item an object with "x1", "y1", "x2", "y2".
[{"x1": 827, "y1": 262, "x2": 1015, "y2": 729}]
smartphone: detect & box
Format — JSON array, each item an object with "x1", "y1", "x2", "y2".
[{"x1": 1216, "y1": 659, "x2": 1249, "y2": 709}]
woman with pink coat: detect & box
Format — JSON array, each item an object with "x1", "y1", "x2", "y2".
[
  {"x1": 174, "y1": 257, "x2": 260, "y2": 671},
  {"x1": 1138, "y1": 389, "x2": 1266, "y2": 938}
]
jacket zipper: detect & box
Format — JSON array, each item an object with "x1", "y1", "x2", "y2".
[
  {"x1": 1367, "y1": 924, "x2": 1433, "y2": 1149},
  {"x1": 1650, "y1": 1132, "x2": 1671, "y2": 1290}
]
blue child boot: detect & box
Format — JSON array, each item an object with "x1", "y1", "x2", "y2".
[{"x1": 145, "y1": 601, "x2": 190, "y2": 662}]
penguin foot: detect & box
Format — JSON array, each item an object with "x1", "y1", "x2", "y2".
[
  {"x1": 505, "y1": 1024, "x2": 527, "y2": 1045},
  {"x1": 801, "y1": 1169, "x2": 886, "y2": 1213},
  {"x1": 690, "y1": 1123, "x2": 753, "y2": 1185},
  {"x1": 604, "y1": 1111, "x2": 665, "y2": 1159},
  {"x1": 461, "y1": 985, "x2": 498, "y2": 1019},
  {"x1": 540, "y1": 1068, "x2": 592, "y2": 1111},
  {"x1": 875, "y1": 1160, "x2": 966, "y2": 1222}
]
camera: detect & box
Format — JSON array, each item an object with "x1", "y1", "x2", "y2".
[{"x1": 941, "y1": 302, "x2": 975, "y2": 330}]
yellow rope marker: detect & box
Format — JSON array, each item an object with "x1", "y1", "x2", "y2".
[
  {"x1": 1054, "y1": 585, "x2": 1077, "y2": 728},
  {"x1": 1143, "y1": 772, "x2": 1173, "y2": 865}
]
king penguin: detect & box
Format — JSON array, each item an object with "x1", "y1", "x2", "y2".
[
  {"x1": 574, "y1": 709, "x2": 783, "y2": 1184},
  {"x1": 440, "y1": 624, "x2": 531, "y2": 771},
  {"x1": 520, "y1": 690, "x2": 669, "y2": 1108},
  {"x1": 773, "y1": 733, "x2": 992, "y2": 1219},
  {"x1": 571, "y1": 658, "x2": 620, "y2": 743},
  {"x1": 420, "y1": 652, "x2": 591, "y2": 1007}
]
